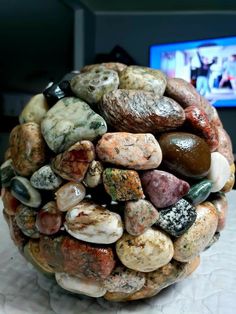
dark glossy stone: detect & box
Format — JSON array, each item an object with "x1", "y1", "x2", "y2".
[
  {"x1": 185, "y1": 180, "x2": 213, "y2": 205},
  {"x1": 159, "y1": 132, "x2": 211, "y2": 179},
  {"x1": 156, "y1": 199, "x2": 197, "y2": 237}
]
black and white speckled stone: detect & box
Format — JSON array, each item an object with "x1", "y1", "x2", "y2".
[
  {"x1": 11, "y1": 176, "x2": 42, "y2": 208},
  {"x1": 0, "y1": 159, "x2": 15, "y2": 187},
  {"x1": 156, "y1": 199, "x2": 197, "y2": 237},
  {"x1": 30, "y1": 165, "x2": 63, "y2": 190}
]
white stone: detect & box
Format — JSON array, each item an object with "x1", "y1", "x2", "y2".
[
  {"x1": 55, "y1": 273, "x2": 107, "y2": 297},
  {"x1": 64, "y1": 201, "x2": 123, "y2": 244},
  {"x1": 207, "y1": 152, "x2": 231, "y2": 192}
]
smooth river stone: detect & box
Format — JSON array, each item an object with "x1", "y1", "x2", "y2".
[
  {"x1": 11, "y1": 176, "x2": 41, "y2": 208},
  {"x1": 216, "y1": 128, "x2": 234, "y2": 165},
  {"x1": 156, "y1": 199, "x2": 197, "y2": 237},
  {"x1": 10, "y1": 122, "x2": 46, "y2": 176},
  {"x1": 19, "y1": 93, "x2": 49, "y2": 124},
  {"x1": 207, "y1": 152, "x2": 231, "y2": 192},
  {"x1": 30, "y1": 165, "x2": 62, "y2": 190},
  {"x1": 83, "y1": 160, "x2": 103, "y2": 188},
  {"x1": 184, "y1": 105, "x2": 218, "y2": 151},
  {"x1": 119, "y1": 65, "x2": 167, "y2": 96},
  {"x1": 124, "y1": 199, "x2": 159, "y2": 236},
  {"x1": 100, "y1": 90, "x2": 185, "y2": 133},
  {"x1": 51, "y1": 140, "x2": 95, "y2": 182},
  {"x1": 96, "y1": 132, "x2": 162, "y2": 170},
  {"x1": 36, "y1": 201, "x2": 62, "y2": 235},
  {"x1": 65, "y1": 200, "x2": 123, "y2": 244},
  {"x1": 24, "y1": 240, "x2": 55, "y2": 277},
  {"x1": 39, "y1": 235, "x2": 116, "y2": 280},
  {"x1": 173, "y1": 202, "x2": 218, "y2": 262},
  {"x1": 15, "y1": 205, "x2": 40, "y2": 239},
  {"x1": 116, "y1": 229, "x2": 174, "y2": 272},
  {"x1": 199, "y1": 96, "x2": 223, "y2": 128},
  {"x1": 55, "y1": 273, "x2": 106, "y2": 297},
  {"x1": 209, "y1": 192, "x2": 228, "y2": 232},
  {"x1": 41, "y1": 97, "x2": 107, "y2": 153},
  {"x1": 141, "y1": 170, "x2": 189, "y2": 208},
  {"x1": 1, "y1": 188, "x2": 20, "y2": 215},
  {"x1": 70, "y1": 68, "x2": 119, "y2": 104},
  {"x1": 222, "y1": 163, "x2": 235, "y2": 193},
  {"x1": 104, "y1": 266, "x2": 145, "y2": 294},
  {"x1": 81, "y1": 62, "x2": 127, "y2": 74},
  {"x1": 159, "y1": 132, "x2": 211, "y2": 179},
  {"x1": 0, "y1": 159, "x2": 15, "y2": 187},
  {"x1": 165, "y1": 77, "x2": 201, "y2": 108},
  {"x1": 103, "y1": 168, "x2": 144, "y2": 201},
  {"x1": 56, "y1": 182, "x2": 86, "y2": 212},
  {"x1": 185, "y1": 179, "x2": 213, "y2": 205}
]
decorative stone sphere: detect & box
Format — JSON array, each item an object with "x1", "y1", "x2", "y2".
[{"x1": 1, "y1": 63, "x2": 235, "y2": 302}]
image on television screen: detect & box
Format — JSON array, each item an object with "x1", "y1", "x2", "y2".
[{"x1": 150, "y1": 36, "x2": 236, "y2": 107}]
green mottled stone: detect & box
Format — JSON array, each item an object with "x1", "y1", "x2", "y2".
[
  {"x1": 41, "y1": 97, "x2": 107, "y2": 153},
  {"x1": 185, "y1": 180, "x2": 213, "y2": 205}
]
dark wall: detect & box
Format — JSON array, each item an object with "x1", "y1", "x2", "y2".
[{"x1": 95, "y1": 12, "x2": 236, "y2": 151}]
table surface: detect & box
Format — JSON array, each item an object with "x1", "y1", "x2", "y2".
[{"x1": 0, "y1": 191, "x2": 236, "y2": 314}]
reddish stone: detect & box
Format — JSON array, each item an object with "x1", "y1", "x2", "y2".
[
  {"x1": 184, "y1": 105, "x2": 219, "y2": 152},
  {"x1": 1, "y1": 188, "x2": 20, "y2": 216},
  {"x1": 36, "y1": 201, "x2": 62, "y2": 235}
]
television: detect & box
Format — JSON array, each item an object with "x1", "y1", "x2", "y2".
[{"x1": 150, "y1": 36, "x2": 236, "y2": 107}]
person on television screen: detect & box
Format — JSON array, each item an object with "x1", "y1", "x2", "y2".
[
  {"x1": 219, "y1": 54, "x2": 236, "y2": 92},
  {"x1": 196, "y1": 50, "x2": 217, "y2": 96}
]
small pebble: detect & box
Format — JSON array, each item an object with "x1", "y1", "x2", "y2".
[
  {"x1": 83, "y1": 160, "x2": 103, "y2": 188},
  {"x1": 56, "y1": 182, "x2": 86, "y2": 212},
  {"x1": 56, "y1": 273, "x2": 107, "y2": 297},
  {"x1": 1, "y1": 188, "x2": 20, "y2": 216},
  {"x1": 141, "y1": 170, "x2": 189, "y2": 208},
  {"x1": 116, "y1": 229, "x2": 174, "y2": 272},
  {"x1": 15, "y1": 205, "x2": 40, "y2": 238},
  {"x1": 156, "y1": 199, "x2": 197, "y2": 237},
  {"x1": 0, "y1": 159, "x2": 15, "y2": 187},
  {"x1": 207, "y1": 152, "x2": 231, "y2": 192},
  {"x1": 185, "y1": 179, "x2": 213, "y2": 205},
  {"x1": 30, "y1": 165, "x2": 63, "y2": 190},
  {"x1": 173, "y1": 202, "x2": 218, "y2": 262},
  {"x1": 11, "y1": 176, "x2": 41, "y2": 208},
  {"x1": 209, "y1": 192, "x2": 228, "y2": 232},
  {"x1": 36, "y1": 201, "x2": 62, "y2": 235},
  {"x1": 96, "y1": 132, "x2": 162, "y2": 170},
  {"x1": 216, "y1": 128, "x2": 234, "y2": 164},
  {"x1": 221, "y1": 163, "x2": 235, "y2": 193},
  {"x1": 19, "y1": 94, "x2": 49, "y2": 124},
  {"x1": 124, "y1": 199, "x2": 159, "y2": 236},
  {"x1": 103, "y1": 168, "x2": 144, "y2": 201},
  {"x1": 65, "y1": 200, "x2": 123, "y2": 244},
  {"x1": 51, "y1": 140, "x2": 95, "y2": 182}
]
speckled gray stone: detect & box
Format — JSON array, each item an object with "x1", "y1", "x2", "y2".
[{"x1": 30, "y1": 165, "x2": 63, "y2": 190}]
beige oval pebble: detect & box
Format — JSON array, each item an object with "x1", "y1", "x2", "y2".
[
  {"x1": 56, "y1": 182, "x2": 86, "y2": 212},
  {"x1": 19, "y1": 94, "x2": 49, "y2": 124},
  {"x1": 116, "y1": 228, "x2": 174, "y2": 272},
  {"x1": 210, "y1": 192, "x2": 228, "y2": 232},
  {"x1": 221, "y1": 163, "x2": 235, "y2": 193},
  {"x1": 173, "y1": 202, "x2": 218, "y2": 262},
  {"x1": 65, "y1": 200, "x2": 123, "y2": 244},
  {"x1": 55, "y1": 272, "x2": 106, "y2": 297}
]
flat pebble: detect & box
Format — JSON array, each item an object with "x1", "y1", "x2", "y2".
[
  {"x1": 30, "y1": 165, "x2": 62, "y2": 190},
  {"x1": 124, "y1": 199, "x2": 159, "y2": 235},
  {"x1": 41, "y1": 97, "x2": 107, "y2": 153},
  {"x1": 15, "y1": 204, "x2": 40, "y2": 238},
  {"x1": 119, "y1": 66, "x2": 167, "y2": 96},
  {"x1": 159, "y1": 132, "x2": 211, "y2": 178},
  {"x1": 141, "y1": 170, "x2": 189, "y2": 208},
  {"x1": 173, "y1": 202, "x2": 218, "y2": 262},
  {"x1": 39, "y1": 235, "x2": 116, "y2": 280},
  {"x1": 19, "y1": 93, "x2": 49, "y2": 124},
  {"x1": 156, "y1": 199, "x2": 196, "y2": 237},
  {"x1": 83, "y1": 160, "x2": 103, "y2": 188},
  {"x1": 55, "y1": 273, "x2": 107, "y2": 297},
  {"x1": 116, "y1": 229, "x2": 174, "y2": 272},
  {"x1": 11, "y1": 176, "x2": 41, "y2": 208},
  {"x1": 70, "y1": 68, "x2": 119, "y2": 104},
  {"x1": 51, "y1": 140, "x2": 95, "y2": 182},
  {"x1": 184, "y1": 179, "x2": 213, "y2": 205},
  {"x1": 103, "y1": 266, "x2": 145, "y2": 294},
  {"x1": 100, "y1": 90, "x2": 185, "y2": 133},
  {"x1": 65, "y1": 200, "x2": 123, "y2": 244},
  {"x1": 209, "y1": 192, "x2": 228, "y2": 231},
  {"x1": 103, "y1": 168, "x2": 144, "y2": 201},
  {"x1": 96, "y1": 132, "x2": 162, "y2": 170},
  {"x1": 207, "y1": 152, "x2": 231, "y2": 192},
  {"x1": 0, "y1": 159, "x2": 15, "y2": 187},
  {"x1": 10, "y1": 122, "x2": 46, "y2": 176},
  {"x1": 56, "y1": 182, "x2": 86, "y2": 211}
]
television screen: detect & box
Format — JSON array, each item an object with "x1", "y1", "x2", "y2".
[{"x1": 150, "y1": 36, "x2": 236, "y2": 107}]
